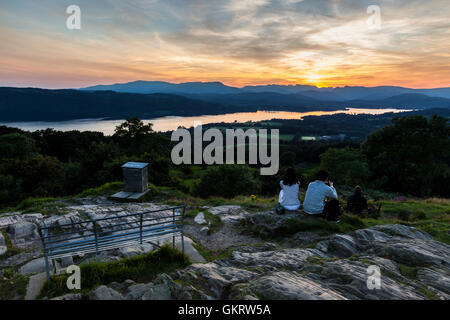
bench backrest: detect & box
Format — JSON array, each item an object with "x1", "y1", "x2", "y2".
[{"x1": 38, "y1": 205, "x2": 186, "y2": 282}]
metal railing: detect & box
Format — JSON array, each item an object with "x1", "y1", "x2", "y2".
[{"x1": 38, "y1": 205, "x2": 186, "y2": 284}]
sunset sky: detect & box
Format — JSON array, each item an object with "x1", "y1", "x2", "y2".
[{"x1": 0, "y1": 0, "x2": 449, "y2": 89}]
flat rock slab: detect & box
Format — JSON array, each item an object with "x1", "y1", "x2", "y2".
[
  {"x1": 110, "y1": 190, "x2": 150, "y2": 201},
  {"x1": 25, "y1": 272, "x2": 47, "y2": 300},
  {"x1": 0, "y1": 214, "x2": 23, "y2": 229},
  {"x1": 19, "y1": 257, "x2": 60, "y2": 275},
  {"x1": 0, "y1": 232, "x2": 6, "y2": 256},
  {"x1": 160, "y1": 236, "x2": 205, "y2": 263},
  {"x1": 207, "y1": 205, "x2": 243, "y2": 215},
  {"x1": 248, "y1": 271, "x2": 347, "y2": 300}
]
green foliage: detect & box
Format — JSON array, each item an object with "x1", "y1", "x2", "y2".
[
  {"x1": 398, "y1": 264, "x2": 418, "y2": 280},
  {"x1": 1, "y1": 155, "x2": 66, "y2": 199},
  {"x1": 0, "y1": 175, "x2": 22, "y2": 203},
  {"x1": 362, "y1": 115, "x2": 450, "y2": 197},
  {"x1": 277, "y1": 216, "x2": 341, "y2": 236},
  {"x1": 191, "y1": 243, "x2": 233, "y2": 262},
  {"x1": 12, "y1": 197, "x2": 68, "y2": 216},
  {"x1": 195, "y1": 165, "x2": 261, "y2": 198},
  {"x1": 77, "y1": 182, "x2": 124, "y2": 198},
  {"x1": 39, "y1": 245, "x2": 190, "y2": 299},
  {"x1": 320, "y1": 147, "x2": 370, "y2": 186},
  {"x1": 0, "y1": 119, "x2": 172, "y2": 206},
  {"x1": 280, "y1": 151, "x2": 296, "y2": 166},
  {"x1": 0, "y1": 268, "x2": 28, "y2": 300},
  {"x1": 184, "y1": 209, "x2": 223, "y2": 234},
  {"x1": 0, "y1": 231, "x2": 22, "y2": 258},
  {"x1": 0, "y1": 133, "x2": 37, "y2": 159}
]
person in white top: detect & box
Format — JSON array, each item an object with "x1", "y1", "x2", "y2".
[
  {"x1": 278, "y1": 167, "x2": 301, "y2": 211},
  {"x1": 303, "y1": 170, "x2": 341, "y2": 222}
]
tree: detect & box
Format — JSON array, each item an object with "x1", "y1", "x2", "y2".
[
  {"x1": 280, "y1": 151, "x2": 296, "y2": 167},
  {"x1": 0, "y1": 133, "x2": 37, "y2": 159},
  {"x1": 320, "y1": 147, "x2": 370, "y2": 187},
  {"x1": 0, "y1": 175, "x2": 22, "y2": 203},
  {"x1": 113, "y1": 118, "x2": 170, "y2": 157},
  {"x1": 195, "y1": 165, "x2": 261, "y2": 198},
  {"x1": 4, "y1": 155, "x2": 66, "y2": 198},
  {"x1": 361, "y1": 115, "x2": 450, "y2": 197}
]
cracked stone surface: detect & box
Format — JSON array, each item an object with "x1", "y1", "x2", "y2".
[{"x1": 1, "y1": 198, "x2": 449, "y2": 300}]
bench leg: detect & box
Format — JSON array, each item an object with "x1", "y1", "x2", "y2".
[
  {"x1": 45, "y1": 255, "x2": 50, "y2": 288},
  {"x1": 181, "y1": 232, "x2": 185, "y2": 254}
]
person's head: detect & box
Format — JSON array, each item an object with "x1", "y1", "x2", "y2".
[
  {"x1": 283, "y1": 167, "x2": 298, "y2": 186},
  {"x1": 354, "y1": 185, "x2": 362, "y2": 195},
  {"x1": 316, "y1": 170, "x2": 329, "y2": 182}
]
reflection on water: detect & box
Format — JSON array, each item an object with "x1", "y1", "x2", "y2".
[{"x1": 1, "y1": 108, "x2": 410, "y2": 135}]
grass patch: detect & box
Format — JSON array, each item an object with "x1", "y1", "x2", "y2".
[
  {"x1": 203, "y1": 211, "x2": 223, "y2": 234},
  {"x1": 184, "y1": 209, "x2": 223, "y2": 234},
  {"x1": 0, "y1": 230, "x2": 22, "y2": 259},
  {"x1": 376, "y1": 198, "x2": 450, "y2": 244},
  {"x1": 278, "y1": 216, "x2": 341, "y2": 236},
  {"x1": 380, "y1": 199, "x2": 450, "y2": 220},
  {"x1": 38, "y1": 245, "x2": 190, "y2": 299},
  {"x1": 306, "y1": 256, "x2": 339, "y2": 265},
  {"x1": 0, "y1": 268, "x2": 28, "y2": 300},
  {"x1": 192, "y1": 243, "x2": 233, "y2": 262},
  {"x1": 13, "y1": 197, "x2": 67, "y2": 215},
  {"x1": 398, "y1": 264, "x2": 418, "y2": 280},
  {"x1": 77, "y1": 182, "x2": 124, "y2": 198}
]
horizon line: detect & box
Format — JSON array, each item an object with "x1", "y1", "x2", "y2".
[{"x1": 1, "y1": 80, "x2": 450, "y2": 91}]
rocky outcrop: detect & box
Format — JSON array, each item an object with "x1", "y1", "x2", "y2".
[
  {"x1": 2, "y1": 199, "x2": 449, "y2": 301},
  {"x1": 88, "y1": 286, "x2": 124, "y2": 300},
  {"x1": 81, "y1": 224, "x2": 449, "y2": 300},
  {"x1": 0, "y1": 232, "x2": 6, "y2": 256}
]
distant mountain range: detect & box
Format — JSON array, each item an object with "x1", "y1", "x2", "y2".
[
  {"x1": 82, "y1": 80, "x2": 450, "y2": 101},
  {"x1": 0, "y1": 81, "x2": 449, "y2": 122}
]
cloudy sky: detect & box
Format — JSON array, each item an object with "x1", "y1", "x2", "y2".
[{"x1": 0, "y1": 0, "x2": 449, "y2": 88}]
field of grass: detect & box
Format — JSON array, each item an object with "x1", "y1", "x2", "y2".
[{"x1": 38, "y1": 245, "x2": 190, "y2": 299}]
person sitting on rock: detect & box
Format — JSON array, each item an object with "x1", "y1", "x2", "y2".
[
  {"x1": 303, "y1": 170, "x2": 341, "y2": 222},
  {"x1": 277, "y1": 167, "x2": 301, "y2": 212},
  {"x1": 346, "y1": 186, "x2": 368, "y2": 215}
]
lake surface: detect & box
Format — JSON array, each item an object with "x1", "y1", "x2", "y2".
[{"x1": 1, "y1": 108, "x2": 410, "y2": 134}]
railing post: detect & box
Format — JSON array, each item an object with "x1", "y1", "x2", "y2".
[
  {"x1": 172, "y1": 208, "x2": 176, "y2": 249},
  {"x1": 93, "y1": 219, "x2": 98, "y2": 260},
  {"x1": 140, "y1": 213, "x2": 143, "y2": 245},
  {"x1": 181, "y1": 205, "x2": 185, "y2": 254},
  {"x1": 42, "y1": 228, "x2": 51, "y2": 288}
]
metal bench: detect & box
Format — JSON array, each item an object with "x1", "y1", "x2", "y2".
[{"x1": 38, "y1": 205, "x2": 186, "y2": 283}]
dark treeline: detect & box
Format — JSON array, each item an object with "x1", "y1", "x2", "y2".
[{"x1": 0, "y1": 113, "x2": 448, "y2": 207}]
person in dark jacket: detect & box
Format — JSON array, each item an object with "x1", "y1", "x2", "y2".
[{"x1": 346, "y1": 186, "x2": 368, "y2": 215}]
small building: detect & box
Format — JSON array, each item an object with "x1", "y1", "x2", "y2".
[{"x1": 110, "y1": 162, "x2": 150, "y2": 201}]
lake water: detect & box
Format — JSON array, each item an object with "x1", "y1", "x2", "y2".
[{"x1": 1, "y1": 108, "x2": 409, "y2": 135}]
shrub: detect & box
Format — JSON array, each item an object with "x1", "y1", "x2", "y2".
[
  {"x1": 195, "y1": 165, "x2": 261, "y2": 198},
  {"x1": 320, "y1": 147, "x2": 370, "y2": 186}
]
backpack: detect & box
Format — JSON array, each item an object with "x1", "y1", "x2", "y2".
[{"x1": 275, "y1": 203, "x2": 285, "y2": 215}]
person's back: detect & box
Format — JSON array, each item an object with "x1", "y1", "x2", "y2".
[
  {"x1": 279, "y1": 180, "x2": 300, "y2": 210},
  {"x1": 303, "y1": 180, "x2": 337, "y2": 214},
  {"x1": 303, "y1": 170, "x2": 339, "y2": 221},
  {"x1": 347, "y1": 186, "x2": 367, "y2": 215},
  {"x1": 278, "y1": 167, "x2": 301, "y2": 211}
]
